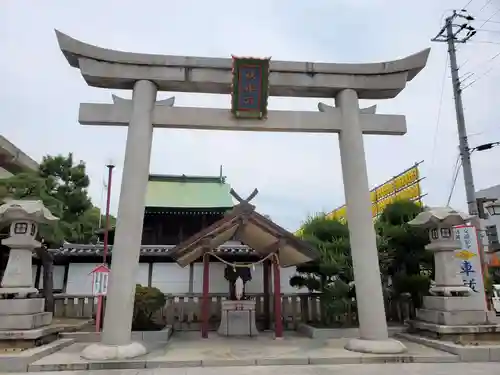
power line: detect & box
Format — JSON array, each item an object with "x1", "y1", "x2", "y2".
[
  {"x1": 473, "y1": 28, "x2": 500, "y2": 34},
  {"x1": 459, "y1": 3, "x2": 500, "y2": 67},
  {"x1": 462, "y1": 0, "x2": 475, "y2": 10},
  {"x1": 466, "y1": 40, "x2": 500, "y2": 44},
  {"x1": 429, "y1": 52, "x2": 449, "y2": 177},
  {"x1": 474, "y1": 19, "x2": 500, "y2": 24},
  {"x1": 447, "y1": 153, "x2": 462, "y2": 206},
  {"x1": 477, "y1": 7, "x2": 500, "y2": 29},
  {"x1": 462, "y1": 50, "x2": 500, "y2": 89},
  {"x1": 479, "y1": 0, "x2": 493, "y2": 12}
]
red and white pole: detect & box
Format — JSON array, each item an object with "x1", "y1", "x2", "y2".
[{"x1": 96, "y1": 163, "x2": 114, "y2": 333}]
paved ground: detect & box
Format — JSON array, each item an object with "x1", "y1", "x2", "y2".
[
  {"x1": 7, "y1": 362, "x2": 500, "y2": 375},
  {"x1": 28, "y1": 331, "x2": 457, "y2": 371}
]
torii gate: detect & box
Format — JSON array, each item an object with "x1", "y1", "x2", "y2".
[{"x1": 55, "y1": 30, "x2": 430, "y2": 360}]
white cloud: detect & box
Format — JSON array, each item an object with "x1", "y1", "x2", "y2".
[{"x1": 1, "y1": 0, "x2": 499, "y2": 231}]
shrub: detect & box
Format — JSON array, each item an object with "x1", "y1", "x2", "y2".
[{"x1": 132, "y1": 284, "x2": 166, "y2": 331}]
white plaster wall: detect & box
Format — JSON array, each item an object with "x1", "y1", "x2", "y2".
[
  {"x1": 192, "y1": 262, "x2": 228, "y2": 294},
  {"x1": 31, "y1": 265, "x2": 65, "y2": 290},
  {"x1": 147, "y1": 262, "x2": 306, "y2": 294},
  {"x1": 65, "y1": 263, "x2": 101, "y2": 295},
  {"x1": 245, "y1": 264, "x2": 264, "y2": 293},
  {"x1": 136, "y1": 263, "x2": 149, "y2": 287},
  {"x1": 62, "y1": 262, "x2": 308, "y2": 294},
  {"x1": 281, "y1": 266, "x2": 308, "y2": 293},
  {"x1": 152, "y1": 263, "x2": 190, "y2": 294},
  {"x1": 66, "y1": 263, "x2": 149, "y2": 295}
]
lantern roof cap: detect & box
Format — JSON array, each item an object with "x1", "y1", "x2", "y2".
[
  {"x1": 408, "y1": 207, "x2": 473, "y2": 228},
  {"x1": 0, "y1": 199, "x2": 59, "y2": 224}
]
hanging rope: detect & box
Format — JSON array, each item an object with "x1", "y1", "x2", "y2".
[{"x1": 206, "y1": 251, "x2": 278, "y2": 270}]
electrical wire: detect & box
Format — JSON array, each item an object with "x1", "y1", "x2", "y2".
[
  {"x1": 479, "y1": 0, "x2": 493, "y2": 12},
  {"x1": 446, "y1": 154, "x2": 463, "y2": 206},
  {"x1": 462, "y1": 50, "x2": 500, "y2": 89},
  {"x1": 477, "y1": 7, "x2": 500, "y2": 29},
  {"x1": 429, "y1": 52, "x2": 449, "y2": 178},
  {"x1": 474, "y1": 19, "x2": 500, "y2": 24},
  {"x1": 463, "y1": 0, "x2": 475, "y2": 10},
  {"x1": 466, "y1": 40, "x2": 500, "y2": 44},
  {"x1": 458, "y1": 5, "x2": 500, "y2": 67}
]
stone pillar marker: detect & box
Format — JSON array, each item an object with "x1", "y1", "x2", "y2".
[
  {"x1": 408, "y1": 207, "x2": 499, "y2": 339},
  {"x1": 0, "y1": 200, "x2": 59, "y2": 344},
  {"x1": 82, "y1": 80, "x2": 159, "y2": 360}
]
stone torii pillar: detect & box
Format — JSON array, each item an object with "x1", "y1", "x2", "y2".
[
  {"x1": 55, "y1": 30, "x2": 429, "y2": 358},
  {"x1": 320, "y1": 98, "x2": 406, "y2": 353},
  {"x1": 82, "y1": 92, "x2": 174, "y2": 360}
]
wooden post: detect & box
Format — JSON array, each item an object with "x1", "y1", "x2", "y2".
[
  {"x1": 188, "y1": 263, "x2": 194, "y2": 294},
  {"x1": 147, "y1": 262, "x2": 153, "y2": 287},
  {"x1": 272, "y1": 254, "x2": 283, "y2": 338},
  {"x1": 201, "y1": 253, "x2": 210, "y2": 338},
  {"x1": 263, "y1": 259, "x2": 271, "y2": 330}
]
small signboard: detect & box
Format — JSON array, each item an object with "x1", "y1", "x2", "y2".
[
  {"x1": 231, "y1": 56, "x2": 270, "y2": 119},
  {"x1": 453, "y1": 225, "x2": 487, "y2": 311},
  {"x1": 89, "y1": 264, "x2": 110, "y2": 297}
]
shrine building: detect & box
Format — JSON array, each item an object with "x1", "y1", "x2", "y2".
[{"x1": 33, "y1": 173, "x2": 310, "y2": 295}]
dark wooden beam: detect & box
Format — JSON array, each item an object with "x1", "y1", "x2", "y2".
[{"x1": 231, "y1": 216, "x2": 249, "y2": 241}]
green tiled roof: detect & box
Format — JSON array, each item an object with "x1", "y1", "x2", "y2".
[{"x1": 145, "y1": 174, "x2": 234, "y2": 209}]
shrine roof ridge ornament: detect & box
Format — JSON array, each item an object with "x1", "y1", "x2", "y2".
[{"x1": 55, "y1": 30, "x2": 430, "y2": 99}]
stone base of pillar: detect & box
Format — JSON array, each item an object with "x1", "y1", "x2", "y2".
[
  {"x1": 345, "y1": 338, "x2": 407, "y2": 354},
  {"x1": 81, "y1": 342, "x2": 147, "y2": 360},
  {"x1": 0, "y1": 287, "x2": 39, "y2": 298}
]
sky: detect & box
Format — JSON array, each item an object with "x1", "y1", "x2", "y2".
[{"x1": 1, "y1": 0, "x2": 500, "y2": 232}]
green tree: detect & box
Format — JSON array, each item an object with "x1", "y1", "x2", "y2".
[
  {"x1": 0, "y1": 153, "x2": 115, "y2": 310},
  {"x1": 39, "y1": 154, "x2": 93, "y2": 239},
  {"x1": 375, "y1": 200, "x2": 432, "y2": 308},
  {"x1": 0, "y1": 172, "x2": 63, "y2": 311},
  {"x1": 0, "y1": 154, "x2": 108, "y2": 244},
  {"x1": 292, "y1": 200, "x2": 432, "y2": 324},
  {"x1": 0, "y1": 172, "x2": 65, "y2": 244},
  {"x1": 290, "y1": 214, "x2": 355, "y2": 326}
]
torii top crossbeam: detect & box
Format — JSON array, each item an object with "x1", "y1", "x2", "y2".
[{"x1": 55, "y1": 30, "x2": 429, "y2": 99}]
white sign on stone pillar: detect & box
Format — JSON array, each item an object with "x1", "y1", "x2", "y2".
[{"x1": 454, "y1": 225, "x2": 487, "y2": 311}]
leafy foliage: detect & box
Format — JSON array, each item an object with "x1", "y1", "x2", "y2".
[
  {"x1": 0, "y1": 153, "x2": 114, "y2": 246},
  {"x1": 132, "y1": 284, "x2": 166, "y2": 330},
  {"x1": 374, "y1": 200, "x2": 432, "y2": 307},
  {"x1": 292, "y1": 200, "x2": 432, "y2": 324},
  {"x1": 0, "y1": 154, "x2": 115, "y2": 311},
  {"x1": 292, "y1": 213, "x2": 355, "y2": 326}
]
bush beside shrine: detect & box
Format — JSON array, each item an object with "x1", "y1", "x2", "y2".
[{"x1": 132, "y1": 284, "x2": 166, "y2": 331}]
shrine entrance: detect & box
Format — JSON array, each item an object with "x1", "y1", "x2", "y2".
[
  {"x1": 55, "y1": 30, "x2": 430, "y2": 359},
  {"x1": 169, "y1": 189, "x2": 318, "y2": 339}
]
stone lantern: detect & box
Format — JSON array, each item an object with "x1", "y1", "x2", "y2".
[
  {"x1": 409, "y1": 207, "x2": 473, "y2": 297},
  {"x1": 0, "y1": 200, "x2": 59, "y2": 297},
  {"x1": 408, "y1": 207, "x2": 498, "y2": 335}
]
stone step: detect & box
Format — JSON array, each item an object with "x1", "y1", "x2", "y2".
[
  {"x1": 0, "y1": 299, "x2": 44, "y2": 316},
  {"x1": 0, "y1": 312, "x2": 52, "y2": 330},
  {"x1": 416, "y1": 309, "x2": 496, "y2": 326}
]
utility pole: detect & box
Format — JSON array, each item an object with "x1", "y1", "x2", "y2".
[
  {"x1": 432, "y1": 9, "x2": 477, "y2": 215},
  {"x1": 432, "y1": 10, "x2": 492, "y2": 309}
]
